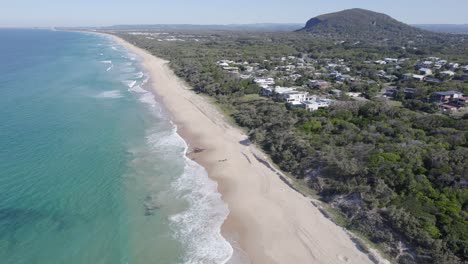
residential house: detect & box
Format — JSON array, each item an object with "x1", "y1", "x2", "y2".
[
  {"x1": 223, "y1": 66, "x2": 239, "y2": 72},
  {"x1": 346, "y1": 92, "x2": 363, "y2": 98},
  {"x1": 420, "y1": 61, "x2": 433, "y2": 68},
  {"x1": 413, "y1": 74, "x2": 426, "y2": 81},
  {"x1": 384, "y1": 75, "x2": 398, "y2": 81},
  {"x1": 245, "y1": 66, "x2": 254, "y2": 72},
  {"x1": 439, "y1": 104, "x2": 458, "y2": 111},
  {"x1": 384, "y1": 58, "x2": 398, "y2": 63},
  {"x1": 217, "y1": 60, "x2": 234, "y2": 66},
  {"x1": 289, "y1": 101, "x2": 305, "y2": 109},
  {"x1": 448, "y1": 63, "x2": 460, "y2": 69},
  {"x1": 384, "y1": 87, "x2": 398, "y2": 97},
  {"x1": 440, "y1": 70, "x2": 455, "y2": 78},
  {"x1": 432, "y1": 91, "x2": 464, "y2": 102},
  {"x1": 403, "y1": 73, "x2": 413, "y2": 80},
  {"x1": 282, "y1": 91, "x2": 315, "y2": 103},
  {"x1": 301, "y1": 99, "x2": 334, "y2": 111},
  {"x1": 289, "y1": 74, "x2": 303, "y2": 81},
  {"x1": 398, "y1": 58, "x2": 409, "y2": 63},
  {"x1": 404, "y1": 88, "x2": 418, "y2": 98},
  {"x1": 419, "y1": 68, "x2": 433, "y2": 76},
  {"x1": 336, "y1": 74, "x2": 352, "y2": 82},
  {"x1": 261, "y1": 86, "x2": 295, "y2": 97},
  {"x1": 309, "y1": 80, "x2": 331, "y2": 89},
  {"x1": 377, "y1": 70, "x2": 387, "y2": 76},
  {"x1": 425, "y1": 77, "x2": 442, "y2": 84},
  {"x1": 254, "y1": 77, "x2": 275, "y2": 88},
  {"x1": 452, "y1": 97, "x2": 468, "y2": 108},
  {"x1": 328, "y1": 71, "x2": 340, "y2": 78}
]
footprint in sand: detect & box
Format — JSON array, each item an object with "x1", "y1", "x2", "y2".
[{"x1": 337, "y1": 255, "x2": 350, "y2": 262}]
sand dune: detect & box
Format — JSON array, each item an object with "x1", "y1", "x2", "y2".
[{"x1": 110, "y1": 33, "x2": 383, "y2": 264}]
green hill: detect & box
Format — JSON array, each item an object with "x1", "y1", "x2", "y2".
[{"x1": 298, "y1": 8, "x2": 428, "y2": 39}]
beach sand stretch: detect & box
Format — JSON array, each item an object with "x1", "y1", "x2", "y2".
[{"x1": 108, "y1": 33, "x2": 388, "y2": 264}]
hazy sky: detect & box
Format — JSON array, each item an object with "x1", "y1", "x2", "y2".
[{"x1": 1, "y1": 0, "x2": 467, "y2": 27}]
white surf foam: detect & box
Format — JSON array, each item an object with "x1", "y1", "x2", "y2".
[
  {"x1": 128, "y1": 85, "x2": 147, "y2": 94},
  {"x1": 100, "y1": 60, "x2": 112, "y2": 64},
  {"x1": 106, "y1": 64, "x2": 114, "y2": 72},
  {"x1": 122, "y1": 80, "x2": 137, "y2": 88},
  {"x1": 95, "y1": 90, "x2": 123, "y2": 99},
  {"x1": 169, "y1": 131, "x2": 233, "y2": 264},
  {"x1": 143, "y1": 125, "x2": 233, "y2": 264},
  {"x1": 121, "y1": 67, "x2": 137, "y2": 73},
  {"x1": 134, "y1": 72, "x2": 145, "y2": 79},
  {"x1": 138, "y1": 93, "x2": 158, "y2": 108}
]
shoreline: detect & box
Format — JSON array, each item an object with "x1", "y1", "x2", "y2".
[{"x1": 106, "y1": 32, "x2": 382, "y2": 264}]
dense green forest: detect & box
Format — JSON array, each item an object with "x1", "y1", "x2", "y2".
[{"x1": 117, "y1": 30, "x2": 467, "y2": 264}]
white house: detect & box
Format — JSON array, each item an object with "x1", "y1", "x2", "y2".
[
  {"x1": 301, "y1": 99, "x2": 333, "y2": 111},
  {"x1": 282, "y1": 91, "x2": 315, "y2": 103},
  {"x1": 448, "y1": 63, "x2": 460, "y2": 69},
  {"x1": 336, "y1": 74, "x2": 353, "y2": 82},
  {"x1": 440, "y1": 71, "x2": 455, "y2": 77},
  {"x1": 245, "y1": 66, "x2": 254, "y2": 72},
  {"x1": 261, "y1": 86, "x2": 296, "y2": 97},
  {"x1": 403, "y1": 73, "x2": 413, "y2": 80},
  {"x1": 217, "y1": 60, "x2": 234, "y2": 66},
  {"x1": 426, "y1": 57, "x2": 440, "y2": 61},
  {"x1": 419, "y1": 68, "x2": 433, "y2": 76},
  {"x1": 413, "y1": 74, "x2": 426, "y2": 81},
  {"x1": 254, "y1": 77, "x2": 275, "y2": 88},
  {"x1": 346, "y1": 92, "x2": 363, "y2": 98},
  {"x1": 384, "y1": 58, "x2": 398, "y2": 63},
  {"x1": 421, "y1": 61, "x2": 434, "y2": 68}
]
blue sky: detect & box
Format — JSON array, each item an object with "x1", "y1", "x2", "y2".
[{"x1": 1, "y1": 0, "x2": 467, "y2": 27}]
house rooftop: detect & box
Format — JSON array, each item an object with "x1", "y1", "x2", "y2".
[
  {"x1": 434, "y1": 91, "x2": 463, "y2": 96},
  {"x1": 441, "y1": 104, "x2": 457, "y2": 109}
]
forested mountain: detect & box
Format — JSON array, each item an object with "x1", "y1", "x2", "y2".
[{"x1": 298, "y1": 8, "x2": 429, "y2": 39}]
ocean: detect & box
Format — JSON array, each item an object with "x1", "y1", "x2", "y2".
[{"x1": 0, "y1": 29, "x2": 232, "y2": 264}]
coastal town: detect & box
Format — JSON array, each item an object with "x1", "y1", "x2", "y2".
[
  {"x1": 215, "y1": 54, "x2": 468, "y2": 113},
  {"x1": 115, "y1": 14, "x2": 468, "y2": 263}
]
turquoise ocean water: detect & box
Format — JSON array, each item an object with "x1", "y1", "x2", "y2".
[{"x1": 0, "y1": 29, "x2": 232, "y2": 264}]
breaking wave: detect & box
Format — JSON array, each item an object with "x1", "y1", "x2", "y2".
[{"x1": 95, "y1": 90, "x2": 123, "y2": 99}]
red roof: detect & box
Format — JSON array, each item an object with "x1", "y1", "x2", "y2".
[{"x1": 441, "y1": 104, "x2": 457, "y2": 109}]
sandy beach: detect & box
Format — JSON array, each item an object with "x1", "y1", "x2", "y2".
[{"x1": 108, "y1": 33, "x2": 381, "y2": 264}]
